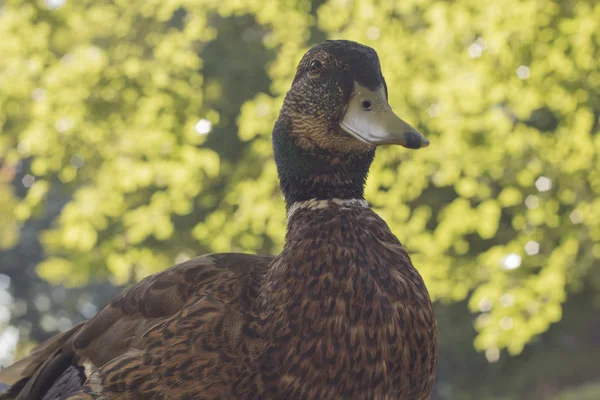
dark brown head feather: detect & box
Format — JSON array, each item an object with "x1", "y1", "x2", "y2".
[{"x1": 273, "y1": 40, "x2": 390, "y2": 206}]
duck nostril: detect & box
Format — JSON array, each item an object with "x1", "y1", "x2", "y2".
[{"x1": 361, "y1": 100, "x2": 372, "y2": 111}]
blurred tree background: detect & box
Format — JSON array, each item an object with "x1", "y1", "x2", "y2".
[{"x1": 0, "y1": 0, "x2": 599, "y2": 398}]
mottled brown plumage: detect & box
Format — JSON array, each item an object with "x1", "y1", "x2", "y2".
[{"x1": 0, "y1": 40, "x2": 437, "y2": 399}]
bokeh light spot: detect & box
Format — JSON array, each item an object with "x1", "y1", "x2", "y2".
[
  {"x1": 55, "y1": 118, "x2": 73, "y2": 132},
  {"x1": 195, "y1": 119, "x2": 212, "y2": 136},
  {"x1": 478, "y1": 297, "x2": 492, "y2": 312},
  {"x1": 569, "y1": 210, "x2": 583, "y2": 224},
  {"x1": 468, "y1": 38, "x2": 486, "y2": 58},
  {"x1": 366, "y1": 26, "x2": 380, "y2": 40},
  {"x1": 500, "y1": 294, "x2": 514, "y2": 307},
  {"x1": 22, "y1": 174, "x2": 35, "y2": 188},
  {"x1": 427, "y1": 103, "x2": 441, "y2": 118},
  {"x1": 501, "y1": 253, "x2": 522, "y2": 270},
  {"x1": 516, "y1": 65, "x2": 530, "y2": 79},
  {"x1": 485, "y1": 347, "x2": 500, "y2": 363},
  {"x1": 500, "y1": 316, "x2": 514, "y2": 330},
  {"x1": 535, "y1": 176, "x2": 552, "y2": 192},
  {"x1": 524, "y1": 240, "x2": 540, "y2": 255},
  {"x1": 45, "y1": 0, "x2": 66, "y2": 10},
  {"x1": 525, "y1": 195, "x2": 539, "y2": 209}
]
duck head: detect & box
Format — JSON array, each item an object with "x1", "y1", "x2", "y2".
[{"x1": 273, "y1": 40, "x2": 429, "y2": 207}]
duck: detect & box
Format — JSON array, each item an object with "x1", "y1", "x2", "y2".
[{"x1": 0, "y1": 39, "x2": 437, "y2": 400}]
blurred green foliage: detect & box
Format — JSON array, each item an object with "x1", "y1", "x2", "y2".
[
  {"x1": 553, "y1": 383, "x2": 600, "y2": 400},
  {"x1": 0, "y1": 184, "x2": 19, "y2": 249},
  {"x1": 0, "y1": 0, "x2": 598, "y2": 374}
]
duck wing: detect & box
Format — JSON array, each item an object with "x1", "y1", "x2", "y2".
[{"x1": 0, "y1": 253, "x2": 271, "y2": 400}]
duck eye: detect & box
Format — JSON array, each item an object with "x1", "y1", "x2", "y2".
[
  {"x1": 309, "y1": 60, "x2": 323, "y2": 72},
  {"x1": 362, "y1": 100, "x2": 372, "y2": 111}
]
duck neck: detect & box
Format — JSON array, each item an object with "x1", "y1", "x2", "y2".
[{"x1": 272, "y1": 117, "x2": 375, "y2": 208}]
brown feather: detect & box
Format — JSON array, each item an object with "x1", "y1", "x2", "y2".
[
  {"x1": 250, "y1": 201, "x2": 437, "y2": 399},
  {"x1": 2, "y1": 254, "x2": 271, "y2": 399},
  {"x1": 1, "y1": 40, "x2": 438, "y2": 400},
  {"x1": 3, "y1": 204, "x2": 436, "y2": 399}
]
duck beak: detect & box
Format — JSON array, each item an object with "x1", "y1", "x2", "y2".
[{"x1": 340, "y1": 82, "x2": 430, "y2": 149}]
